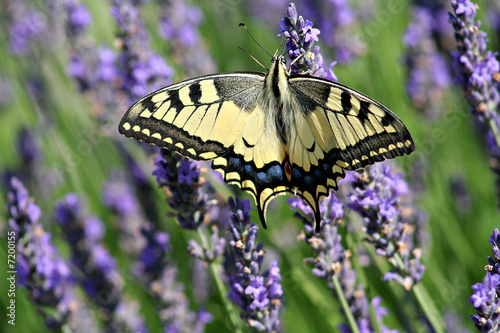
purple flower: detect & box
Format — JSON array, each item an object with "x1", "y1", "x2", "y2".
[
  {"x1": 347, "y1": 164, "x2": 426, "y2": 290},
  {"x1": 278, "y1": 3, "x2": 337, "y2": 80},
  {"x1": 157, "y1": 0, "x2": 215, "y2": 76},
  {"x1": 250, "y1": 1, "x2": 363, "y2": 63},
  {"x1": 102, "y1": 171, "x2": 148, "y2": 256},
  {"x1": 65, "y1": 0, "x2": 173, "y2": 126},
  {"x1": 468, "y1": 229, "x2": 500, "y2": 331},
  {"x1": 8, "y1": 3, "x2": 47, "y2": 55},
  {"x1": 153, "y1": 148, "x2": 212, "y2": 230},
  {"x1": 444, "y1": 311, "x2": 473, "y2": 333},
  {"x1": 291, "y1": 192, "x2": 397, "y2": 332},
  {"x1": 103, "y1": 172, "x2": 140, "y2": 215},
  {"x1": 7, "y1": 177, "x2": 41, "y2": 237},
  {"x1": 158, "y1": 0, "x2": 202, "y2": 46},
  {"x1": 64, "y1": 0, "x2": 92, "y2": 36},
  {"x1": 404, "y1": 5, "x2": 452, "y2": 118},
  {"x1": 133, "y1": 223, "x2": 213, "y2": 333},
  {"x1": 16, "y1": 127, "x2": 40, "y2": 166},
  {"x1": 226, "y1": 197, "x2": 283, "y2": 332},
  {"x1": 6, "y1": 177, "x2": 73, "y2": 330},
  {"x1": 55, "y1": 194, "x2": 147, "y2": 332},
  {"x1": 135, "y1": 223, "x2": 170, "y2": 281},
  {"x1": 469, "y1": 272, "x2": 500, "y2": 332},
  {"x1": 449, "y1": 0, "x2": 500, "y2": 207}
]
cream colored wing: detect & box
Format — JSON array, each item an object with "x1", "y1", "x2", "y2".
[
  {"x1": 287, "y1": 75, "x2": 415, "y2": 230},
  {"x1": 119, "y1": 72, "x2": 293, "y2": 228}
]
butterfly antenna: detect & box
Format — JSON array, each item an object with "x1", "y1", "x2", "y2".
[
  {"x1": 238, "y1": 46, "x2": 267, "y2": 70},
  {"x1": 239, "y1": 23, "x2": 273, "y2": 58},
  {"x1": 288, "y1": 51, "x2": 306, "y2": 69}
]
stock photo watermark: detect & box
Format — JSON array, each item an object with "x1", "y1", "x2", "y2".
[{"x1": 6, "y1": 229, "x2": 17, "y2": 326}]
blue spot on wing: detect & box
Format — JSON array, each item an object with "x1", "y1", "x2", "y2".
[
  {"x1": 268, "y1": 165, "x2": 284, "y2": 182},
  {"x1": 256, "y1": 172, "x2": 269, "y2": 185}
]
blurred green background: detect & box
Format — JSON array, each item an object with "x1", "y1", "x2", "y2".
[{"x1": 0, "y1": 0, "x2": 499, "y2": 332}]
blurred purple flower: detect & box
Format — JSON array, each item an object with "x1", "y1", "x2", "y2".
[
  {"x1": 444, "y1": 311, "x2": 472, "y2": 333},
  {"x1": 65, "y1": 0, "x2": 173, "y2": 126},
  {"x1": 133, "y1": 223, "x2": 213, "y2": 332},
  {"x1": 158, "y1": 0, "x2": 202, "y2": 46},
  {"x1": 16, "y1": 127, "x2": 40, "y2": 166},
  {"x1": 8, "y1": 2, "x2": 47, "y2": 55},
  {"x1": 103, "y1": 170, "x2": 147, "y2": 256},
  {"x1": 348, "y1": 164, "x2": 426, "y2": 290},
  {"x1": 7, "y1": 177, "x2": 41, "y2": 237},
  {"x1": 6, "y1": 177, "x2": 73, "y2": 330},
  {"x1": 449, "y1": 0, "x2": 500, "y2": 207},
  {"x1": 226, "y1": 196, "x2": 283, "y2": 332},
  {"x1": 404, "y1": 5, "x2": 452, "y2": 118},
  {"x1": 103, "y1": 171, "x2": 140, "y2": 215},
  {"x1": 110, "y1": 0, "x2": 173, "y2": 99},
  {"x1": 156, "y1": 0, "x2": 215, "y2": 76},
  {"x1": 153, "y1": 148, "x2": 212, "y2": 229},
  {"x1": 134, "y1": 223, "x2": 170, "y2": 281},
  {"x1": 55, "y1": 193, "x2": 147, "y2": 332},
  {"x1": 64, "y1": 0, "x2": 92, "y2": 37},
  {"x1": 450, "y1": 174, "x2": 472, "y2": 214}
]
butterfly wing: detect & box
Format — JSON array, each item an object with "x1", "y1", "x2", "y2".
[
  {"x1": 119, "y1": 72, "x2": 292, "y2": 227},
  {"x1": 287, "y1": 75, "x2": 415, "y2": 228},
  {"x1": 120, "y1": 72, "x2": 265, "y2": 160}
]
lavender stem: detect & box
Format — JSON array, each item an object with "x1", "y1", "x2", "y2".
[
  {"x1": 488, "y1": 117, "x2": 500, "y2": 151},
  {"x1": 331, "y1": 274, "x2": 361, "y2": 333},
  {"x1": 196, "y1": 228, "x2": 244, "y2": 333},
  {"x1": 412, "y1": 283, "x2": 444, "y2": 333}
]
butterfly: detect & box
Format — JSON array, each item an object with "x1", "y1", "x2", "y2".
[{"x1": 119, "y1": 54, "x2": 415, "y2": 232}]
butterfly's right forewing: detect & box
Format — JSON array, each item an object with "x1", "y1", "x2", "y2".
[{"x1": 119, "y1": 73, "x2": 265, "y2": 160}]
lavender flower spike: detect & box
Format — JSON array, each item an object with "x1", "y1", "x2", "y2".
[
  {"x1": 226, "y1": 197, "x2": 283, "y2": 332},
  {"x1": 468, "y1": 228, "x2": 500, "y2": 332},
  {"x1": 469, "y1": 272, "x2": 500, "y2": 332},
  {"x1": 278, "y1": 2, "x2": 337, "y2": 81},
  {"x1": 7, "y1": 177, "x2": 73, "y2": 330},
  {"x1": 290, "y1": 193, "x2": 397, "y2": 332},
  {"x1": 134, "y1": 223, "x2": 213, "y2": 332},
  {"x1": 449, "y1": 0, "x2": 500, "y2": 197},
  {"x1": 153, "y1": 148, "x2": 213, "y2": 229},
  {"x1": 348, "y1": 164, "x2": 426, "y2": 290},
  {"x1": 55, "y1": 194, "x2": 147, "y2": 332}
]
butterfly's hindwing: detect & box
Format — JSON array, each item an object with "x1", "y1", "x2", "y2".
[
  {"x1": 119, "y1": 73, "x2": 265, "y2": 160},
  {"x1": 212, "y1": 147, "x2": 292, "y2": 227}
]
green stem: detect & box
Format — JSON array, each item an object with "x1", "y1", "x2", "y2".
[
  {"x1": 197, "y1": 228, "x2": 244, "y2": 333},
  {"x1": 331, "y1": 274, "x2": 361, "y2": 333},
  {"x1": 392, "y1": 253, "x2": 444, "y2": 333},
  {"x1": 487, "y1": 114, "x2": 500, "y2": 152},
  {"x1": 412, "y1": 284, "x2": 444, "y2": 333}
]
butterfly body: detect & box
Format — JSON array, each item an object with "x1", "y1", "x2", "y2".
[{"x1": 120, "y1": 55, "x2": 414, "y2": 232}]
